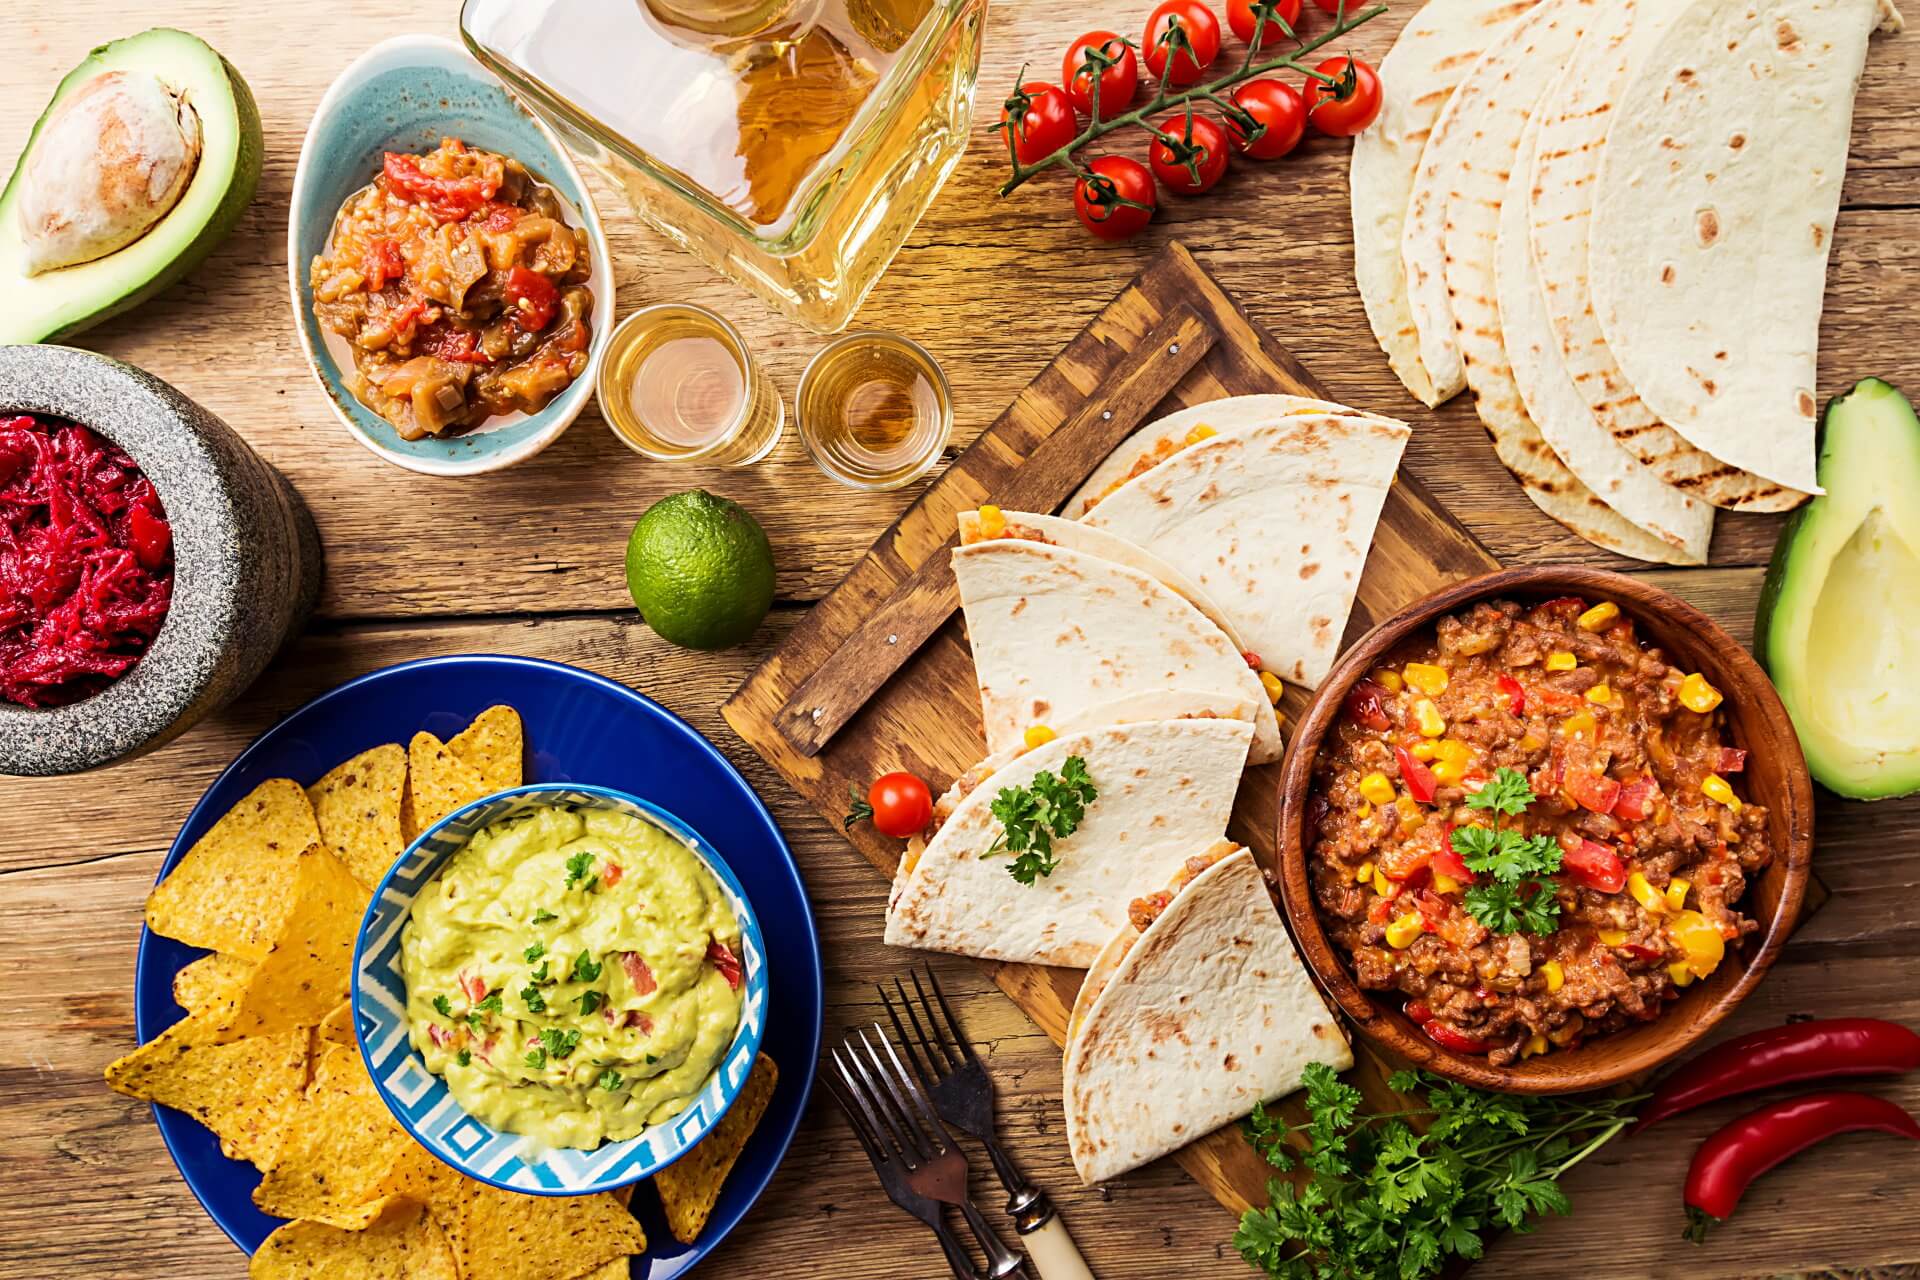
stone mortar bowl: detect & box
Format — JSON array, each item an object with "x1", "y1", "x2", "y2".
[{"x1": 0, "y1": 345, "x2": 323, "y2": 775}]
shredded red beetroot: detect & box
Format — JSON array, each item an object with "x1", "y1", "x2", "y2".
[{"x1": 0, "y1": 415, "x2": 173, "y2": 708}]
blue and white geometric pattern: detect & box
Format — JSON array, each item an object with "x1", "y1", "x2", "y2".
[{"x1": 350, "y1": 784, "x2": 769, "y2": 1196}]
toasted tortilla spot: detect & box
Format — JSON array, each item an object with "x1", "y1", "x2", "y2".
[{"x1": 1696, "y1": 207, "x2": 1720, "y2": 246}]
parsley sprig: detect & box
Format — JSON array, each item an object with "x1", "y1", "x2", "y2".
[
  {"x1": 1236, "y1": 1063, "x2": 1638, "y2": 1280},
  {"x1": 1452, "y1": 768, "x2": 1563, "y2": 937},
  {"x1": 983, "y1": 755, "x2": 1098, "y2": 885}
]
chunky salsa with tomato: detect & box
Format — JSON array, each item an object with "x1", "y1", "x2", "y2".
[
  {"x1": 1307, "y1": 596, "x2": 1771, "y2": 1065},
  {"x1": 0, "y1": 415, "x2": 172, "y2": 709},
  {"x1": 310, "y1": 138, "x2": 593, "y2": 440}
]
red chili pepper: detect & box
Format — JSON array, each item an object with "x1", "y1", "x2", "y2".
[
  {"x1": 1497, "y1": 673, "x2": 1526, "y2": 716},
  {"x1": 1640, "y1": 1018, "x2": 1920, "y2": 1132},
  {"x1": 1561, "y1": 837, "x2": 1627, "y2": 893},
  {"x1": 504, "y1": 265, "x2": 559, "y2": 332},
  {"x1": 1684, "y1": 1091, "x2": 1920, "y2": 1241},
  {"x1": 1394, "y1": 744, "x2": 1437, "y2": 803},
  {"x1": 1344, "y1": 678, "x2": 1392, "y2": 732},
  {"x1": 1423, "y1": 1020, "x2": 1494, "y2": 1055}
]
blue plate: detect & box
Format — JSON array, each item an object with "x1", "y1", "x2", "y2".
[{"x1": 133, "y1": 655, "x2": 822, "y2": 1277}]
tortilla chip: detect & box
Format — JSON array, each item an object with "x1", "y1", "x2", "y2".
[
  {"x1": 210, "y1": 845, "x2": 366, "y2": 1042},
  {"x1": 250, "y1": 1199, "x2": 457, "y2": 1280},
  {"x1": 448, "y1": 705, "x2": 524, "y2": 794},
  {"x1": 460, "y1": 1184, "x2": 645, "y2": 1280},
  {"x1": 402, "y1": 732, "x2": 489, "y2": 844},
  {"x1": 171, "y1": 952, "x2": 253, "y2": 1014},
  {"x1": 253, "y1": 1044, "x2": 415, "y2": 1228},
  {"x1": 317, "y1": 999, "x2": 356, "y2": 1049},
  {"x1": 655, "y1": 1054, "x2": 779, "y2": 1245},
  {"x1": 104, "y1": 1013, "x2": 309, "y2": 1170},
  {"x1": 308, "y1": 744, "x2": 408, "y2": 891},
  {"x1": 145, "y1": 778, "x2": 320, "y2": 961},
  {"x1": 566, "y1": 1262, "x2": 634, "y2": 1280}
]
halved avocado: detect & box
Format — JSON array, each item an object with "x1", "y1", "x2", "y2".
[
  {"x1": 0, "y1": 29, "x2": 262, "y2": 343},
  {"x1": 1756, "y1": 378, "x2": 1920, "y2": 800}
]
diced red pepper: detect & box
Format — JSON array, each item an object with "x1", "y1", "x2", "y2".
[
  {"x1": 1394, "y1": 744, "x2": 1438, "y2": 803},
  {"x1": 706, "y1": 938, "x2": 744, "y2": 991},
  {"x1": 1344, "y1": 678, "x2": 1392, "y2": 732},
  {"x1": 601, "y1": 862, "x2": 624, "y2": 887},
  {"x1": 620, "y1": 951, "x2": 657, "y2": 996},
  {"x1": 1621, "y1": 942, "x2": 1666, "y2": 962},
  {"x1": 1378, "y1": 845, "x2": 1432, "y2": 882},
  {"x1": 1615, "y1": 776, "x2": 1662, "y2": 821},
  {"x1": 363, "y1": 237, "x2": 406, "y2": 290},
  {"x1": 1564, "y1": 768, "x2": 1621, "y2": 815},
  {"x1": 1562, "y1": 837, "x2": 1627, "y2": 893},
  {"x1": 459, "y1": 969, "x2": 489, "y2": 1003},
  {"x1": 1404, "y1": 1000, "x2": 1435, "y2": 1025},
  {"x1": 1242, "y1": 650, "x2": 1263, "y2": 671},
  {"x1": 1367, "y1": 897, "x2": 1394, "y2": 924},
  {"x1": 1498, "y1": 674, "x2": 1526, "y2": 716},
  {"x1": 1414, "y1": 889, "x2": 1451, "y2": 927},
  {"x1": 1431, "y1": 841, "x2": 1476, "y2": 885},
  {"x1": 382, "y1": 151, "x2": 497, "y2": 222},
  {"x1": 1424, "y1": 1021, "x2": 1494, "y2": 1054},
  {"x1": 504, "y1": 265, "x2": 559, "y2": 332},
  {"x1": 1718, "y1": 748, "x2": 1748, "y2": 774}
]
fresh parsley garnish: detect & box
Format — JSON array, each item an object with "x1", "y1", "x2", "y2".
[
  {"x1": 577, "y1": 990, "x2": 604, "y2": 1017},
  {"x1": 466, "y1": 989, "x2": 503, "y2": 1027},
  {"x1": 520, "y1": 984, "x2": 547, "y2": 1013},
  {"x1": 1451, "y1": 768, "x2": 1563, "y2": 936},
  {"x1": 983, "y1": 755, "x2": 1098, "y2": 885},
  {"x1": 540, "y1": 1028, "x2": 582, "y2": 1060},
  {"x1": 564, "y1": 851, "x2": 594, "y2": 890},
  {"x1": 532, "y1": 909, "x2": 558, "y2": 924},
  {"x1": 431, "y1": 994, "x2": 453, "y2": 1018},
  {"x1": 525, "y1": 1047, "x2": 547, "y2": 1069},
  {"x1": 456, "y1": 1049, "x2": 471, "y2": 1067},
  {"x1": 571, "y1": 951, "x2": 602, "y2": 983},
  {"x1": 530, "y1": 961, "x2": 550, "y2": 984},
  {"x1": 523, "y1": 942, "x2": 546, "y2": 963},
  {"x1": 645, "y1": 1054, "x2": 658, "y2": 1065},
  {"x1": 598, "y1": 1068, "x2": 624, "y2": 1092},
  {"x1": 1235, "y1": 1063, "x2": 1638, "y2": 1280}
]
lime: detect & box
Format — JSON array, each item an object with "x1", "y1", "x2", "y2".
[{"x1": 624, "y1": 489, "x2": 776, "y2": 651}]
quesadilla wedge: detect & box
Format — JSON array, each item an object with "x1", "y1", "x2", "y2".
[
  {"x1": 1079, "y1": 414, "x2": 1409, "y2": 689},
  {"x1": 1063, "y1": 845, "x2": 1351, "y2": 1184},
  {"x1": 883, "y1": 717, "x2": 1255, "y2": 967},
  {"x1": 952, "y1": 537, "x2": 1283, "y2": 763}
]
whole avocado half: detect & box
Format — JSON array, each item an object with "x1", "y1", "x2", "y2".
[
  {"x1": 0, "y1": 29, "x2": 263, "y2": 343},
  {"x1": 1754, "y1": 377, "x2": 1920, "y2": 800}
]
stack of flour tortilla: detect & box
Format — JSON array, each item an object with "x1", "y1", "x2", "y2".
[
  {"x1": 884, "y1": 395, "x2": 1408, "y2": 1182},
  {"x1": 1352, "y1": 0, "x2": 1901, "y2": 563}
]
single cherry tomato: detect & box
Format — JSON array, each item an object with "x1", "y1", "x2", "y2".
[
  {"x1": 1226, "y1": 78, "x2": 1307, "y2": 159},
  {"x1": 1143, "y1": 0, "x2": 1222, "y2": 88},
  {"x1": 1303, "y1": 55, "x2": 1383, "y2": 137},
  {"x1": 1227, "y1": 0, "x2": 1302, "y2": 46},
  {"x1": 1062, "y1": 31, "x2": 1139, "y2": 120},
  {"x1": 1149, "y1": 111, "x2": 1230, "y2": 195},
  {"x1": 1309, "y1": 0, "x2": 1351, "y2": 11},
  {"x1": 1073, "y1": 155, "x2": 1157, "y2": 241},
  {"x1": 848, "y1": 771, "x2": 934, "y2": 839},
  {"x1": 999, "y1": 82, "x2": 1078, "y2": 166}
]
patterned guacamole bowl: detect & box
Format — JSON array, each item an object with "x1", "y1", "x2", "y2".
[{"x1": 351, "y1": 784, "x2": 769, "y2": 1194}]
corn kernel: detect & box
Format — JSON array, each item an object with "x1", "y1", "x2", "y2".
[
  {"x1": 1354, "y1": 861, "x2": 1376, "y2": 885},
  {"x1": 1404, "y1": 662, "x2": 1450, "y2": 696},
  {"x1": 1410, "y1": 740, "x2": 1440, "y2": 760},
  {"x1": 1701, "y1": 774, "x2": 1742, "y2": 812},
  {"x1": 1545, "y1": 651, "x2": 1579, "y2": 672},
  {"x1": 1413, "y1": 699, "x2": 1446, "y2": 738},
  {"x1": 1671, "y1": 910, "x2": 1726, "y2": 977},
  {"x1": 1597, "y1": 928, "x2": 1628, "y2": 946},
  {"x1": 1357, "y1": 802, "x2": 1373, "y2": 821},
  {"x1": 1669, "y1": 961, "x2": 1695, "y2": 988},
  {"x1": 1561, "y1": 711, "x2": 1597, "y2": 740},
  {"x1": 1183, "y1": 424, "x2": 1217, "y2": 446},
  {"x1": 1432, "y1": 873, "x2": 1461, "y2": 895},
  {"x1": 977, "y1": 504, "x2": 1006, "y2": 538},
  {"x1": 1577, "y1": 601, "x2": 1620, "y2": 631},
  {"x1": 1586, "y1": 684, "x2": 1614, "y2": 705},
  {"x1": 1678, "y1": 672, "x2": 1724, "y2": 714},
  {"x1": 1359, "y1": 772, "x2": 1396, "y2": 806},
  {"x1": 1518, "y1": 732, "x2": 1546, "y2": 753},
  {"x1": 1522, "y1": 1033, "x2": 1550, "y2": 1059},
  {"x1": 1259, "y1": 670, "x2": 1286, "y2": 706},
  {"x1": 1385, "y1": 912, "x2": 1424, "y2": 949},
  {"x1": 1371, "y1": 667, "x2": 1405, "y2": 693},
  {"x1": 1431, "y1": 740, "x2": 1473, "y2": 785},
  {"x1": 1023, "y1": 724, "x2": 1055, "y2": 750},
  {"x1": 1666, "y1": 878, "x2": 1691, "y2": 912},
  {"x1": 1373, "y1": 869, "x2": 1392, "y2": 897},
  {"x1": 1549, "y1": 1016, "x2": 1584, "y2": 1046},
  {"x1": 1627, "y1": 872, "x2": 1667, "y2": 914},
  {"x1": 1396, "y1": 795, "x2": 1423, "y2": 824},
  {"x1": 1541, "y1": 960, "x2": 1565, "y2": 993}
]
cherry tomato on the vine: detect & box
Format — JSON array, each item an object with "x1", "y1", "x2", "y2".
[
  {"x1": 1303, "y1": 55, "x2": 1383, "y2": 137},
  {"x1": 1073, "y1": 155, "x2": 1157, "y2": 241},
  {"x1": 1227, "y1": 0, "x2": 1303, "y2": 46},
  {"x1": 1142, "y1": 0, "x2": 1222, "y2": 88},
  {"x1": 1309, "y1": 0, "x2": 1353, "y2": 12},
  {"x1": 846, "y1": 771, "x2": 934, "y2": 839},
  {"x1": 1062, "y1": 31, "x2": 1140, "y2": 120},
  {"x1": 999, "y1": 82, "x2": 1078, "y2": 166},
  {"x1": 1226, "y1": 78, "x2": 1307, "y2": 159},
  {"x1": 1149, "y1": 111, "x2": 1230, "y2": 195}
]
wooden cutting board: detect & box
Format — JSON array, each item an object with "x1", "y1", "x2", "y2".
[{"x1": 722, "y1": 241, "x2": 1505, "y2": 1215}]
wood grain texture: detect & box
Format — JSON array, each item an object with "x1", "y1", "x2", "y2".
[{"x1": 3, "y1": 0, "x2": 1919, "y2": 1277}]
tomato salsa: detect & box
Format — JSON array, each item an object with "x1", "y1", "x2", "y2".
[
  {"x1": 1307, "y1": 596, "x2": 1771, "y2": 1064},
  {"x1": 0, "y1": 415, "x2": 173, "y2": 709}
]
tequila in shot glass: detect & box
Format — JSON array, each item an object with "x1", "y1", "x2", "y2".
[
  {"x1": 598, "y1": 303, "x2": 783, "y2": 466},
  {"x1": 795, "y1": 330, "x2": 952, "y2": 489}
]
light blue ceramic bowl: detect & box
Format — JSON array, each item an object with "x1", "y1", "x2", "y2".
[
  {"x1": 287, "y1": 35, "x2": 614, "y2": 476},
  {"x1": 351, "y1": 783, "x2": 769, "y2": 1195}
]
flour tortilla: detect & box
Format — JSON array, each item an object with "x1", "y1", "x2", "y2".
[
  {"x1": 1353, "y1": 0, "x2": 1545, "y2": 407},
  {"x1": 1589, "y1": 0, "x2": 1901, "y2": 495},
  {"x1": 883, "y1": 718, "x2": 1254, "y2": 967},
  {"x1": 1062, "y1": 847, "x2": 1351, "y2": 1184},
  {"x1": 1527, "y1": 0, "x2": 1801, "y2": 512},
  {"x1": 1064, "y1": 395, "x2": 1403, "y2": 517},
  {"x1": 1435, "y1": 0, "x2": 1712, "y2": 564},
  {"x1": 1080, "y1": 414, "x2": 1409, "y2": 689},
  {"x1": 1500, "y1": 112, "x2": 1715, "y2": 562},
  {"x1": 952, "y1": 539, "x2": 1282, "y2": 763}
]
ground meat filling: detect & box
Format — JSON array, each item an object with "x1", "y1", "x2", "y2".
[{"x1": 1307, "y1": 596, "x2": 1772, "y2": 1065}]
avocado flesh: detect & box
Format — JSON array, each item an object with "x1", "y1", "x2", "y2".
[
  {"x1": 0, "y1": 28, "x2": 261, "y2": 343},
  {"x1": 1757, "y1": 378, "x2": 1920, "y2": 799}
]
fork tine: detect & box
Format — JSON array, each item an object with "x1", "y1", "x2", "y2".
[
  {"x1": 832, "y1": 1044, "x2": 912, "y2": 1165},
  {"x1": 848, "y1": 1031, "x2": 933, "y2": 1164},
  {"x1": 905, "y1": 968, "x2": 960, "y2": 1074},
  {"x1": 870, "y1": 1024, "x2": 957, "y2": 1152},
  {"x1": 881, "y1": 980, "x2": 944, "y2": 1092},
  {"x1": 923, "y1": 966, "x2": 985, "y2": 1069},
  {"x1": 822, "y1": 1070, "x2": 889, "y2": 1166},
  {"x1": 892, "y1": 975, "x2": 954, "y2": 1079}
]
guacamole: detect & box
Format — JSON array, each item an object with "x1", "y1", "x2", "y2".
[{"x1": 401, "y1": 803, "x2": 744, "y2": 1149}]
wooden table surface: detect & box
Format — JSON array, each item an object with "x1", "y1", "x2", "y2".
[{"x1": 4, "y1": 2, "x2": 1919, "y2": 1277}]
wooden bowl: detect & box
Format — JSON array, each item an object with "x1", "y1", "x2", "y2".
[{"x1": 1275, "y1": 567, "x2": 1813, "y2": 1093}]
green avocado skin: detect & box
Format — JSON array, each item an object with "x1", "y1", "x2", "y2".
[
  {"x1": 1755, "y1": 377, "x2": 1920, "y2": 800},
  {"x1": 0, "y1": 30, "x2": 263, "y2": 343}
]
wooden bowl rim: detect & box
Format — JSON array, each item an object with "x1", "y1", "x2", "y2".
[{"x1": 1275, "y1": 566, "x2": 1814, "y2": 1094}]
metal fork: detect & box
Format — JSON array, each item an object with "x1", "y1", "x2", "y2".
[
  {"x1": 882, "y1": 968, "x2": 1095, "y2": 1280},
  {"x1": 833, "y1": 1025, "x2": 1030, "y2": 1279}
]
